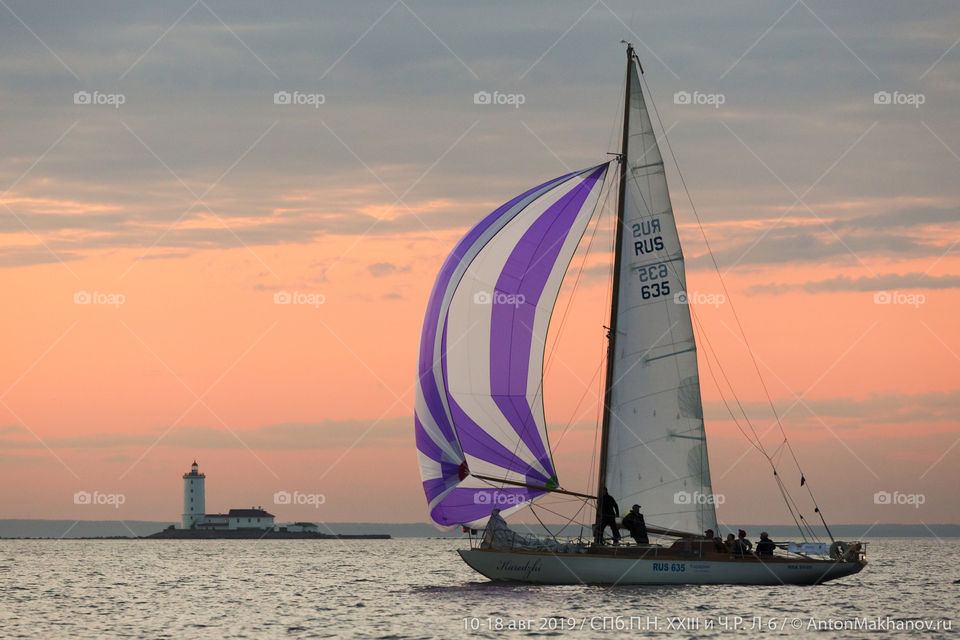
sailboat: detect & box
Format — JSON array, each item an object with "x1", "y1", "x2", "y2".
[{"x1": 414, "y1": 44, "x2": 866, "y2": 585}]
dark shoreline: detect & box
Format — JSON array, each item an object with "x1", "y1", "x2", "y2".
[
  {"x1": 0, "y1": 532, "x2": 391, "y2": 540},
  {"x1": 145, "y1": 529, "x2": 390, "y2": 540}
]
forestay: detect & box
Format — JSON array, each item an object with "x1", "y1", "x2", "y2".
[{"x1": 416, "y1": 164, "x2": 610, "y2": 528}]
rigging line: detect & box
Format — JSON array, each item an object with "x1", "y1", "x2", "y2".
[
  {"x1": 531, "y1": 501, "x2": 588, "y2": 539},
  {"x1": 779, "y1": 474, "x2": 819, "y2": 542},
  {"x1": 552, "y1": 359, "x2": 605, "y2": 448},
  {"x1": 694, "y1": 308, "x2": 816, "y2": 540},
  {"x1": 529, "y1": 504, "x2": 558, "y2": 541},
  {"x1": 695, "y1": 309, "x2": 813, "y2": 536},
  {"x1": 691, "y1": 306, "x2": 769, "y2": 453},
  {"x1": 637, "y1": 69, "x2": 832, "y2": 535},
  {"x1": 773, "y1": 470, "x2": 808, "y2": 542},
  {"x1": 692, "y1": 313, "x2": 766, "y2": 457},
  {"x1": 783, "y1": 481, "x2": 820, "y2": 542},
  {"x1": 528, "y1": 497, "x2": 593, "y2": 533}
]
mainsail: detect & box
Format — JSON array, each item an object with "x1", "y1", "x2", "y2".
[
  {"x1": 416, "y1": 164, "x2": 610, "y2": 528},
  {"x1": 601, "y1": 56, "x2": 718, "y2": 534}
]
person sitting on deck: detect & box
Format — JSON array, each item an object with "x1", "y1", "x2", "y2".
[
  {"x1": 756, "y1": 531, "x2": 776, "y2": 557},
  {"x1": 595, "y1": 489, "x2": 620, "y2": 545},
  {"x1": 737, "y1": 529, "x2": 753, "y2": 554},
  {"x1": 704, "y1": 528, "x2": 725, "y2": 552},
  {"x1": 621, "y1": 504, "x2": 649, "y2": 544},
  {"x1": 724, "y1": 533, "x2": 737, "y2": 553}
]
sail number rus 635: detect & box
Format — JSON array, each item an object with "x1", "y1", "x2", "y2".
[{"x1": 632, "y1": 219, "x2": 671, "y2": 300}]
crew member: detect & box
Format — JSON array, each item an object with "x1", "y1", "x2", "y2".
[
  {"x1": 724, "y1": 533, "x2": 737, "y2": 553},
  {"x1": 756, "y1": 531, "x2": 776, "y2": 557},
  {"x1": 737, "y1": 529, "x2": 753, "y2": 554},
  {"x1": 622, "y1": 504, "x2": 649, "y2": 544},
  {"x1": 704, "y1": 528, "x2": 724, "y2": 552},
  {"x1": 596, "y1": 488, "x2": 620, "y2": 545}
]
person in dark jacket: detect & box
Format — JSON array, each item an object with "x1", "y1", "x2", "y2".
[
  {"x1": 595, "y1": 489, "x2": 620, "y2": 544},
  {"x1": 622, "y1": 504, "x2": 649, "y2": 544},
  {"x1": 756, "y1": 531, "x2": 776, "y2": 557}
]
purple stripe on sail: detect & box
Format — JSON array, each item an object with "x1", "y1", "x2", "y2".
[
  {"x1": 415, "y1": 170, "x2": 581, "y2": 461},
  {"x1": 447, "y1": 392, "x2": 550, "y2": 483},
  {"x1": 422, "y1": 478, "x2": 449, "y2": 502},
  {"x1": 439, "y1": 308, "x2": 551, "y2": 481},
  {"x1": 414, "y1": 415, "x2": 444, "y2": 463},
  {"x1": 487, "y1": 166, "x2": 606, "y2": 468},
  {"x1": 430, "y1": 487, "x2": 543, "y2": 527}
]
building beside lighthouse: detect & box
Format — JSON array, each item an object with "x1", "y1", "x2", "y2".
[{"x1": 179, "y1": 461, "x2": 275, "y2": 531}]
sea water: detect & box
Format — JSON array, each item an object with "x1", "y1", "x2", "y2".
[{"x1": 0, "y1": 537, "x2": 955, "y2": 638}]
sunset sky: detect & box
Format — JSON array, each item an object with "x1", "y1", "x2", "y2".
[{"x1": 1, "y1": 1, "x2": 958, "y2": 531}]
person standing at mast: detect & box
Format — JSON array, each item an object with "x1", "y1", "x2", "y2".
[{"x1": 595, "y1": 489, "x2": 621, "y2": 545}]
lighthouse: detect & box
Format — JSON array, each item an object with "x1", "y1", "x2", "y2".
[{"x1": 181, "y1": 460, "x2": 205, "y2": 529}]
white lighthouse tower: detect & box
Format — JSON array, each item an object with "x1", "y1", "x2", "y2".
[{"x1": 181, "y1": 460, "x2": 205, "y2": 529}]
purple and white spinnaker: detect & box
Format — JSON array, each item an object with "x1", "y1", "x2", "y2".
[{"x1": 415, "y1": 164, "x2": 610, "y2": 528}]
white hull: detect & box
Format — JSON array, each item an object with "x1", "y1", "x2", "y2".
[{"x1": 459, "y1": 549, "x2": 865, "y2": 585}]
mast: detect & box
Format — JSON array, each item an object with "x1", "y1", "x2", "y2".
[{"x1": 594, "y1": 43, "x2": 634, "y2": 536}]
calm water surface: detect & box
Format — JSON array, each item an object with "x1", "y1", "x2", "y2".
[{"x1": 0, "y1": 537, "x2": 956, "y2": 639}]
